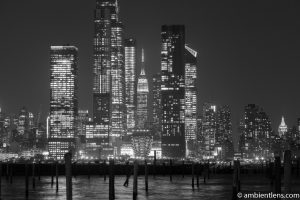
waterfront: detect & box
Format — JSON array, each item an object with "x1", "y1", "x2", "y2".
[{"x1": 1, "y1": 174, "x2": 300, "y2": 200}]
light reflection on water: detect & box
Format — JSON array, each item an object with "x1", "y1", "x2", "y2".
[{"x1": 1, "y1": 174, "x2": 299, "y2": 200}]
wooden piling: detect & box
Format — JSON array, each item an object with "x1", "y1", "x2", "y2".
[
  {"x1": 133, "y1": 160, "x2": 138, "y2": 199},
  {"x1": 192, "y1": 162, "x2": 195, "y2": 189},
  {"x1": 25, "y1": 163, "x2": 29, "y2": 199},
  {"x1": 145, "y1": 160, "x2": 148, "y2": 192},
  {"x1": 196, "y1": 163, "x2": 199, "y2": 188},
  {"x1": 56, "y1": 161, "x2": 59, "y2": 193},
  {"x1": 123, "y1": 161, "x2": 131, "y2": 187},
  {"x1": 9, "y1": 163, "x2": 12, "y2": 184},
  {"x1": 5, "y1": 163, "x2": 8, "y2": 181},
  {"x1": 51, "y1": 162, "x2": 54, "y2": 187},
  {"x1": 65, "y1": 152, "x2": 72, "y2": 200},
  {"x1": 88, "y1": 162, "x2": 91, "y2": 180},
  {"x1": 153, "y1": 150, "x2": 156, "y2": 177},
  {"x1": 169, "y1": 159, "x2": 173, "y2": 182},
  {"x1": 38, "y1": 161, "x2": 41, "y2": 181},
  {"x1": 0, "y1": 162, "x2": 2, "y2": 198},
  {"x1": 109, "y1": 160, "x2": 115, "y2": 200},
  {"x1": 104, "y1": 161, "x2": 107, "y2": 181},
  {"x1": 232, "y1": 160, "x2": 240, "y2": 200},
  {"x1": 32, "y1": 162, "x2": 36, "y2": 189},
  {"x1": 274, "y1": 156, "x2": 281, "y2": 193},
  {"x1": 284, "y1": 150, "x2": 291, "y2": 193},
  {"x1": 182, "y1": 161, "x2": 185, "y2": 178}
]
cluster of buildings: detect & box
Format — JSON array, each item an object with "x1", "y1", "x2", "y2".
[
  {"x1": 1, "y1": 0, "x2": 299, "y2": 162},
  {"x1": 238, "y1": 104, "x2": 300, "y2": 161},
  {"x1": 48, "y1": 0, "x2": 199, "y2": 160}
]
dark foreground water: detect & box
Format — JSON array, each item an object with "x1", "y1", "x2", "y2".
[{"x1": 1, "y1": 174, "x2": 300, "y2": 200}]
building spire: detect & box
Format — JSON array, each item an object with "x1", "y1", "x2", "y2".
[{"x1": 140, "y1": 48, "x2": 146, "y2": 76}]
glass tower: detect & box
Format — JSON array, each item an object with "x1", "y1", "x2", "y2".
[
  {"x1": 49, "y1": 45, "x2": 78, "y2": 160},
  {"x1": 124, "y1": 38, "x2": 136, "y2": 135},
  {"x1": 93, "y1": 0, "x2": 125, "y2": 154},
  {"x1": 161, "y1": 25, "x2": 186, "y2": 158},
  {"x1": 184, "y1": 45, "x2": 197, "y2": 141}
]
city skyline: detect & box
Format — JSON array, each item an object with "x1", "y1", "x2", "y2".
[{"x1": 1, "y1": 0, "x2": 300, "y2": 136}]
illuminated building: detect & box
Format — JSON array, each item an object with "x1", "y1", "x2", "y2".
[
  {"x1": 278, "y1": 116, "x2": 288, "y2": 138},
  {"x1": 152, "y1": 73, "x2": 162, "y2": 140},
  {"x1": 48, "y1": 45, "x2": 78, "y2": 160},
  {"x1": 136, "y1": 49, "x2": 149, "y2": 129},
  {"x1": 77, "y1": 110, "x2": 89, "y2": 137},
  {"x1": 201, "y1": 103, "x2": 217, "y2": 158},
  {"x1": 124, "y1": 38, "x2": 136, "y2": 135},
  {"x1": 161, "y1": 25, "x2": 186, "y2": 158},
  {"x1": 184, "y1": 45, "x2": 197, "y2": 142},
  {"x1": 239, "y1": 104, "x2": 272, "y2": 160},
  {"x1": 93, "y1": 0, "x2": 126, "y2": 155},
  {"x1": 216, "y1": 105, "x2": 233, "y2": 160},
  {"x1": 85, "y1": 122, "x2": 109, "y2": 159}
]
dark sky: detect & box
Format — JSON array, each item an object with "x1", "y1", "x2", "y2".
[{"x1": 1, "y1": 0, "x2": 300, "y2": 139}]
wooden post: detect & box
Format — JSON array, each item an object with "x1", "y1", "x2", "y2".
[
  {"x1": 196, "y1": 163, "x2": 199, "y2": 188},
  {"x1": 284, "y1": 150, "x2": 291, "y2": 193},
  {"x1": 0, "y1": 162, "x2": 2, "y2": 198},
  {"x1": 32, "y1": 162, "x2": 36, "y2": 189},
  {"x1": 88, "y1": 162, "x2": 90, "y2": 180},
  {"x1": 5, "y1": 163, "x2": 8, "y2": 181},
  {"x1": 207, "y1": 160, "x2": 210, "y2": 179},
  {"x1": 274, "y1": 156, "x2": 281, "y2": 193},
  {"x1": 73, "y1": 162, "x2": 76, "y2": 179},
  {"x1": 169, "y1": 159, "x2": 172, "y2": 182},
  {"x1": 38, "y1": 161, "x2": 41, "y2": 181},
  {"x1": 153, "y1": 150, "x2": 156, "y2": 177},
  {"x1": 65, "y1": 152, "x2": 72, "y2": 200},
  {"x1": 182, "y1": 161, "x2": 185, "y2": 178},
  {"x1": 133, "y1": 160, "x2": 138, "y2": 199},
  {"x1": 109, "y1": 160, "x2": 115, "y2": 200},
  {"x1": 9, "y1": 163, "x2": 12, "y2": 184},
  {"x1": 25, "y1": 163, "x2": 29, "y2": 199},
  {"x1": 104, "y1": 161, "x2": 107, "y2": 181},
  {"x1": 163, "y1": 162, "x2": 166, "y2": 176},
  {"x1": 203, "y1": 163, "x2": 206, "y2": 184},
  {"x1": 56, "y1": 161, "x2": 59, "y2": 193},
  {"x1": 51, "y1": 163, "x2": 54, "y2": 187},
  {"x1": 145, "y1": 160, "x2": 148, "y2": 192},
  {"x1": 232, "y1": 160, "x2": 240, "y2": 200},
  {"x1": 192, "y1": 162, "x2": 195, "y2": 189}
]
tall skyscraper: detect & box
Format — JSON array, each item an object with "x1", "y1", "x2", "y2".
[
  {"x1": 216, "y1": 105, "x2": 232, "y2": 143},
  {"x1": 49, "y1": 45, "x2": 78, "y2": 160},
  {"x1": 124, "y1": 38, "x2": 137, "y2": 135},
  {"x1": 152, "y1": 73, "x2": 162, "y2": 140},
  {"x1": 161, "y1": 25, "x2": 185, "y2": 158},
  {"x1": 201, "y1": 103, "x2": 217, "y2": 158},
  {"x1": 93, "y1": 0, "x2": 125, "y2": 154},
  {"x1": 184, "y1": 45, "x2": 197, "y2": 141},
  {"x1": 136, "y1": 49, "x2": 149, "y2": 128}
]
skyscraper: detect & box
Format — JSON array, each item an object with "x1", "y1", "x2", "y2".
[
  {"x1": 93, "y1": 0, "x2": 125, "y2": 154},
  {"x1": 184, "y1": 45, "x2": 197, "y2": 141},
  {"x1": 136, "y1": 49, "x2": 149, "y2": 128},
  {"x1": 161, "y1": 25, "x2": 185, "y2": 158},
  {"x1": 49, "y1": 45, "x2": 78, "y2": 160},
  {"x1": 278, "y1": 116, "x2": 288, "y2": 138},
  {"x1": 201, "y1": 103, "x2": 217, "y2": 158},
  {"x1": 124, "y1": 38, "x2": 137, "y2": 135},
  {"x1": 152, "y1": 73, "x2": 162, "y2": 140}
]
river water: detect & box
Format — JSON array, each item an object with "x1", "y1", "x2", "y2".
[{"x1": 1, "y1": 174, "x2": 299, "y2": 199}]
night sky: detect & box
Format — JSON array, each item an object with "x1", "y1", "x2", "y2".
[{"x1": 1, "y1": 0, "x2": 300, "y2": 140}]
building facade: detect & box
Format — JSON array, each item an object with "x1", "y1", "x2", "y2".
[
  {"x1": 93, "y1": 0, "x2": 125, "y2": 155},
  {"x1": 124, "y1": 38, "x2": 137, "y2": 135},
  {"x1": 49, "y1": 46, "x2": 78, "y2": 160},
  {"x1": 161, "y1": 25, "x2": 186, "y2": 158},
  {"x1": 136, "y1": 49, "x2": 149, "y2": 129}
]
